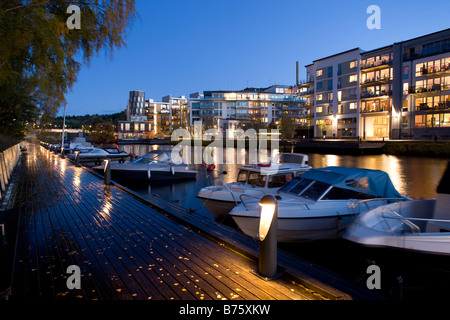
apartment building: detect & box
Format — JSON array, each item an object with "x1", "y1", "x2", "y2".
[
  {"x1": 118, "y1": 90, "x2": 152, "y2": 142},
  {"x1": 189, "y1": 85, "x2": 306, "y2": 136},
  {"x1": 146, "y1": 95, "x2": 188, "y2": 136},
  {"x1": 301, "y1": 28, "x2": 450, "y2": 140}
]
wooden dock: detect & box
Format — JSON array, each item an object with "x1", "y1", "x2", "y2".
[{"x1": 6, "y1": 142, "x2": 379, "y2": 301}]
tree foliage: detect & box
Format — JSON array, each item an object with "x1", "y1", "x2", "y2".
[
  {"x1": 50, "y1": 109, "x2": 126, "y2": 129},
  {"x1": 0, "y1": 0, "x2": 136, "y2": 140},
  {"x1": 278, "y1": 116, "x2": 296, "y2": 140}
]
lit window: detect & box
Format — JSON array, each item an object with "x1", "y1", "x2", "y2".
[
  {"x1": 349, "y1": 103, "x2": 357, "y2": 109},
  {"x1": 316, "y1": 106, "x2": 323, "y2": 113},
  {"x1": 350, "y1": 61, "x2": 357, "y2": 69},
  {"x1": 316, "y1": 69, "x2": 323, "y2": 77},
  {"x1": 338, "y1": 91, "x2": 342, "y2": 101},
  {"x1": 317, "y1": 94, "x2": 323, "y2": 101},
  {"x1": 349, "y1": 75, "x2": 357, "y2": 83},
  {"x1": 403, "y1": 83, "x2": 409, "y2": 95}
]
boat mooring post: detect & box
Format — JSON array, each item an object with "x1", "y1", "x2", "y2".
[
  {"x1": 258, "y1": 195, "x2": 279, "y2": 280},
  {"x1": 104, "y1": 159, "x2": 112, "y2": 185},
  {"x1": 75, "y1": 151, "x2": 80, "y2": 167}
]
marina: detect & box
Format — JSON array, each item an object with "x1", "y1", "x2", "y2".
[
  {"x1": 116, "y1": 143, "x2": 450, "y2": 300},
  {"x1": 1, "y1": 141, "x2": 380, "y2": 301}
]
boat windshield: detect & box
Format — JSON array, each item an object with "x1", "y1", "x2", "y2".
[
  {"x1": 280, "y1": 178, "x2": 330, "y2": 201},
  {"x1": 248, "y1": 172, "x2": 266, "y2": 188},
  {"x1": 267, "y1": 173, "x2": 294, "y2": 188},
  {"x1": 236, "y1": 170, "x2": 268, "y2": 188},
  {"x1": 237, "y1": 170, "x2": 248, "y2": 184},
  {"x1": 132, "y1": 151, "x2": 172, "y2": 164},
  {"x1": 280, "y1": 178, "x2": 375, "y2": 201}
]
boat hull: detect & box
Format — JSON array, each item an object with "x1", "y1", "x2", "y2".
[
  {"x1": 197, "y1": 197, "x2": 238, "y2": 220},
  {"x1": 343, "y1": 224, "x2": 450, "y2": 256},
  {"x1": 94, "y1": 167, "x2": 197, "y2": 182},
  {"x1": 230, "y1": 213, "x2": 356, "y2": 242}
]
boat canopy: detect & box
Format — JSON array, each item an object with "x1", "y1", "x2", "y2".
[{"x1": 298, "y1": 166, "x2": 403, "y2": 199}]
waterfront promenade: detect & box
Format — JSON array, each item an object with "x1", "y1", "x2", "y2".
[{"x1": 4, "y1": 142, "x2": 377, "y2": 300}]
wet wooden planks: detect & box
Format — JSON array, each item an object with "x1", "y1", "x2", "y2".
[{"x1": 10, "y1": 143, "x2": 318, "y2": 300}]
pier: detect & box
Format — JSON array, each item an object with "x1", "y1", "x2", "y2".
[{"x1": 2, "y1": 142, "x2": 379, "y2": 300}]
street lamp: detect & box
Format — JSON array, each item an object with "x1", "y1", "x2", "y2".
[{"x1": 258, "y1": 195, "x2": 279, "y2": 279}]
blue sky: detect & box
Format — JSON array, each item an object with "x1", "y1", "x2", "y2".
[{"x1": 61, "y1": 0, "x2": 450, "y2": 116}]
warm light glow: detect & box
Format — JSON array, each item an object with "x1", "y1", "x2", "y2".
[{"x1": 259, "y1": 204, "x2": 276, "y2": 241}]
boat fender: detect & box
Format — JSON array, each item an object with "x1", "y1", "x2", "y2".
[
  {"x1": 170, "y1": 165, "x2": 175, "y2": 175},
  {"x1": 207, "y1": 164, "x2": 215, "y2": 171},
  {"x1": 147, "y1": 167, "x2": 151, "y2": 180},
  {"x1": 257, "y1": 163, "x2": 271, "y2": 167}
]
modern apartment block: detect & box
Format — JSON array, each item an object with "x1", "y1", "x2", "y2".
[
  {"x1": 127, "y1": 90, "x2": 147, "y2": 121},
  {"x1": 118, "y1": 90, "x2": 188, "y2": 141},
  {"x1": 117, "y1": 90, "x2": 152, "y2": 142},
  {"x1": 300, "y1": 28, "x2": 450, "y2": 140},
  {"x1": 146, "y1": 95, "x2": 188, "y2": 136},
  {"x1": 189, "y1": 85, "x2": 306, "y2": 137}
]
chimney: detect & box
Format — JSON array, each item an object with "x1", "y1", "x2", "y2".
[{"x1": 296, "y1": 61, "x2": 299, "y2": 86}]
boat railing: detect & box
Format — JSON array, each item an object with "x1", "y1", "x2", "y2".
[
  {"x1": 382, "y1": 210, "x2": 421, "y2": 233},
  {"x1": 239, "y1": 195, "x2": 310, "y2": 211},
  {"x1": 383, "y1": 215, "x2": 450, "y2": 233},
  {"x1": 348, "y1": 198, "x2": 407, "y2": 214}
]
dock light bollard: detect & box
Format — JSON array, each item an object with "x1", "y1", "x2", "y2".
[
  {"x1": 61, "y1": 147, "x2": 65, "y2": 158},
  {"x1": 258, "y1": 195, "x2": 278, "y2": 279},
  {"x1": 104, "y1": 159, "x2": 111, "y2": 185},
  {"x1": 74, "y1": 151, "x2": 80, "y2": 167}
]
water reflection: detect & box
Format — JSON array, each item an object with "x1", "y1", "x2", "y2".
[{"x1": 307, "y1": 154, "x2": 447, "y2": 199}]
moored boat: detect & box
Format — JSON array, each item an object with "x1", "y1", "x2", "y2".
[
  {"x1": 93, "y1": 149, "x2": 197, "y2": 182},
  {"x1": 342, "y1": 162, "x2": 450, "y2": 255},
  {"x1": 228, "y1": 166, "x2": 409, "y2": 242},
  {"x1": 196, "y1": 153, "x2": 312, "y2": 220}
]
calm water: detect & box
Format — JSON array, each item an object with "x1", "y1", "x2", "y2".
[{"x1": 115, "y1": 144, "x2": 450, "y2": 300}]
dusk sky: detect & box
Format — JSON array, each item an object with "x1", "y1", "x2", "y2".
[{"x1": 61, "y1": 0, "x2": 450, "y2": 116}]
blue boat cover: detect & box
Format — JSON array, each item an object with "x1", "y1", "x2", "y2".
[{"x1": 300, "y1": 166, "x2": 404, "y2": 198}]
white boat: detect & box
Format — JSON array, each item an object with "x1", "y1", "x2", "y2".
[
  {"x1": 228, "y1": 166, "x2": 408, "y2": 242},
  {"x1": 93, "y1": 149, "x2": 197, "y2": 182},
  {"x1": 196, "y1": 153, "x2": 312, "y2": 220},
  {"x1": 342, "y1": 162, "x2": 450, "y2": 256},
  {"x1": 66, "y1": 147, "x2": 129, "y2": 163}
]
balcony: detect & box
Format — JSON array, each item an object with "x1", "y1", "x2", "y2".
[
  {"x1": 420, "y1": 64, "x2": 450, "y2": 77},
  {"x1": 360, "y1": 75, "x2": 392, "y2": 87},
  {"x1": 415, "y1": 102, "x2": 450, "y2": 111},
  {"x1": 361, "y1": 59, "x2": 392, "y2": 71},
  {"x1": 361, "y1": 105, "x2": 392, "y2": 113},
  {"x1": 360, "y1": 90, "x2": 392, "y2": 100},
  {"x1": 297, "y1": 77, "x2": 315, "y2": 87},
  {"x1": 411, "y1": 84, "x2": 448, "y2": 96},
  {"x1": 298, "y1": 89, "x2": 315, "y2": 97}
]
